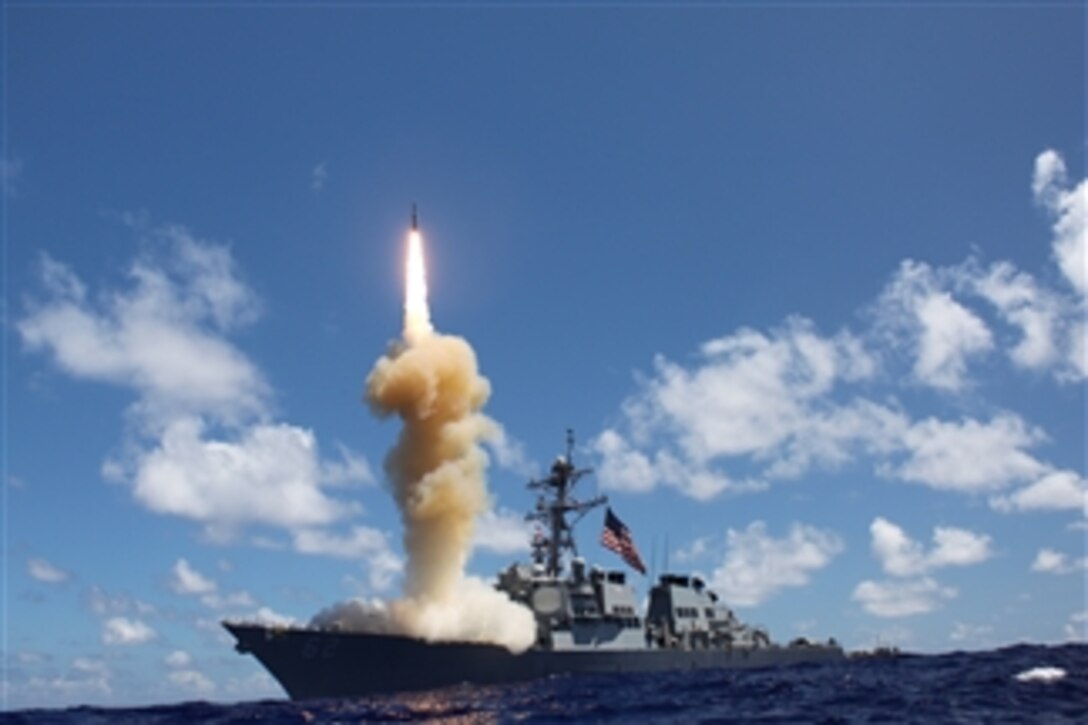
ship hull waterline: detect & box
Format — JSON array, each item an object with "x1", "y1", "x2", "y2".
[{"x1": 225, "y1": 623, "x2": 846, "y2": 700}]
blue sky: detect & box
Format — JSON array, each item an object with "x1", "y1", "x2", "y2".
[{"x1": 3, "y1": 2, "x2": 1085, "y2": 709}]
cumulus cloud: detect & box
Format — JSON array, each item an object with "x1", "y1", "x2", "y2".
[
  {"x1": 101, "y1": 617, "x2": 156, "y2": 645},
  {"x1": 132, "y1": 417, "x2": 359, "y2": 536},
  {"x1": 169, "y1": 559, "x2": 216, "y2": 595},
  {"x1": 168, "y1": 669, "x2": 216, "y2": 696},
  {"x1": 291, "y1": 526, "x2": 403, "y2": 592},
  {"x1": 1033, "y1": 149, "x2": 1086, "y2": 297},
  {"x1": 673, "y1": 536, "x2": 712, "y2": 565},
  {"x1": 852, "y1": 577, "x2": 956, "y2": 618},
  {"x1": 857, "y1": 518, "x2": 985, "y2": 619},
  {"x1": 167, "y1": 557, "x2": 258, "y2": 610},
  {"x1": 968, "y1": 261, "x2": 1062, "y2": 371},
  {"x1": 596, "y1": 288, "x2": 1073, "y2": 507},
  {"x1": 18, "y1": 224, "x2": 375, "y2": 543},
  {"x1": 593, "y1": 429, "x2": 738, "y2": 500},
  {"x1": 876, "y1": 260, "x2": 994, "y2": 391},
  {"x1": 869, "y1": 517, "x2": 992, "y2": 577},
  {"x1": 595, "y1": 319, "x2": 886, "y2": 499},
  {"x1": 472, "y1": 508, "x2": 531, "y2": 555},
  {"x1": 710, "y1": 521, "x2": 843, "y2": 607},
  {"x1": 19, "y1": 245, "x2": 266, "y2": 428},
  {"x1": 481, "y1": 426, "x2": 538, "y2": 479},
  {"x1": 990, "y1": 470, "x2": 1088, "y2": 515},
  {"x1": 1031, "y1": 548, "x2": 1088, "y2": 575},
  {"x1": 27, "y1": 557, "x2": 69, "y2": 584},
  {"x1": 164, "y1": 650, "x2": 192, "y2": 668},
  {"x1": 7, "y1": 657, "x2": 113, "y2": 706},
  {"x1": 885, "y1": 414, "x2": 1047, "y2": 492}
]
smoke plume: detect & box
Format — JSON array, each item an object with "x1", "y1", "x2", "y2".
[{"x1": 311, "y1": 226, "x2": 535, "y2": 652}]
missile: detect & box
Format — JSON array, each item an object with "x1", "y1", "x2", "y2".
[{"x1": 411, "y1": 203, "x2": 418, "y2": 230}]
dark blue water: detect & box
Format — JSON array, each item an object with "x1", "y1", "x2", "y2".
[{"x1": 8, "y1": 644, "x2": 1087, "y2": 723}]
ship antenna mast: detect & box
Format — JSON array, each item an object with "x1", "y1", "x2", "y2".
[{"x1": 526, "y1": 429, "x2": 607, "y2": 578}]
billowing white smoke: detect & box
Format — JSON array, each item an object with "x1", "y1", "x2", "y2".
[{"x1": 310, "y1": 226, "x2": 535, "y2": 653}]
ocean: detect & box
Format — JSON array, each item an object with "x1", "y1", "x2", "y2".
[{"x1": 7, "y1": 643, "x2": 1086, "y2": 723}]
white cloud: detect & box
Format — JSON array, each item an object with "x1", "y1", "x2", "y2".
[
  {"x1": 764, "y1": 399, "x2": 908, "y2": 481},
  {"x1": 168, "y1": 557, "x2": 257, "y2": 609},
  {"x1": 292, "y1": 526, "x2": 402, "y2": 592},
  {"x1": 593, "y1": 154, "x2": 1084, "y2": 503},
  {"x1": 595, "y1": 319, "x2": 883, "y2": 499},
  {"x1": 133, "y1": 418, "x2": 359, "y2": 536},
  {"x1": 970, "y1": 261, "x2": 1062, "y2": 371},
  {"x1": 869, "y1": 517, "x2": 992, "y2": 577},
  {"x1": 710, "y1": 521, "x2": 843, "y2": 607},
  {"x1": 1031, "y1": 548, "x2": 1088, "y2": 575},
  {"x1": 990, "y1": 469, "x2": 1088, "y2": 515},
  {"x1": 1068, "y1": 320, "x2": 1086, "y2": 380},
  {"x1": 674, "y1": 536, "x2": 712, "y2": 564},
  {"x1": 170, "y1": 558, "x2": 217, "y2": 595},
  {"x1": 852, "y1": 577, "x2": 956, "y2": 618},
  {"x1": 481, "y1": 424, "x2": 538, "y2": 478},
  {"x1": 593, "y1": 429, "x2": 664, "y2": 495},
  {"x1": 164, "y1": 650, "x2": 192, "y2": 668},
  {"x1": 8, "y1": 658, "x2": 113, "y2": 706},
  {"x1": 319, "y1": 443, "x2": 375, "y2": 487},
  {"x1": 929, "y1": 526, "x2": 994, "y2": 568},
  {"x1": 914, "y1": 292, "x2": 993, "y2": 390},
  {"x1": 101, "y1": 616, "x2": 156, "y2": 645},
  {"x1": 654, "y1": 320, "x2": 873, "y2": 462},
  {"x1": 887, "y1": 413, "x2": 1047, "y2": 492},
  {"x1": 473, "y1": 508, "x2": 531, "y2": 555},
  {"x1": 593, "y1": 430, "x2": 739, "y2": 501},
  {"x1": 27, "y1": 557, "x2": 69, "y2": 584},
  {"x1": 71, "y1": 657, "x2": 110, "y2": 677},
  {"x1": 19, "y1": 243, "x2": 266, "y2": 428},
  {"x1": 18, "y1": 226, "x2": 370, "y2": 542},
  {"x1": 168, "y1": 669, "x2": 216, "y2": 696},
  {"x1": 1033, "y1": 149, "x2": 1086, "y2": 297},
  {"x1": 877, "y1": 260, "x2": 993, "y2": 391}
]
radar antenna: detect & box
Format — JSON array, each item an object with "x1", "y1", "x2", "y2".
[{"x1": 525, "y1": 429, "x2": 607, "y2": 577}]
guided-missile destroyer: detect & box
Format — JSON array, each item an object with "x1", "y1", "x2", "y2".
[{"x1": 224, "y1": 431, "x2": 845, "y2": 699}]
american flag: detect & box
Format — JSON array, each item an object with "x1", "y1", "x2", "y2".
[{"x1": 600, "y1": 507, "x2": 647, "y2": 574}]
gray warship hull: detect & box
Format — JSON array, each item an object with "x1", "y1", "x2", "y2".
[{"x1": 225, "y1": 622, "x2": 846, "y2": 700}]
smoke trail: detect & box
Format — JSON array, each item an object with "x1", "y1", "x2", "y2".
[
  {"x1": 366, "y1": 331, "x2": 491, "y2": 599},
  {"x1": 312, "y1": 222, "x2": 535, "y2": 652}
]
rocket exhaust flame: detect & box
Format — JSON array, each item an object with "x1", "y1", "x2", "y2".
[
  {"x1": 312, "y1": 207, "x2": 535, "y2": 652},
  {"x1": 404, "y1": 229, "x2": 433, "y2": 346}
]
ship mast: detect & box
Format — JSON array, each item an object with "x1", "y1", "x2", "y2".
[{"x1": 526, "y1": 429, "x2": 607, "y2": 578}]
